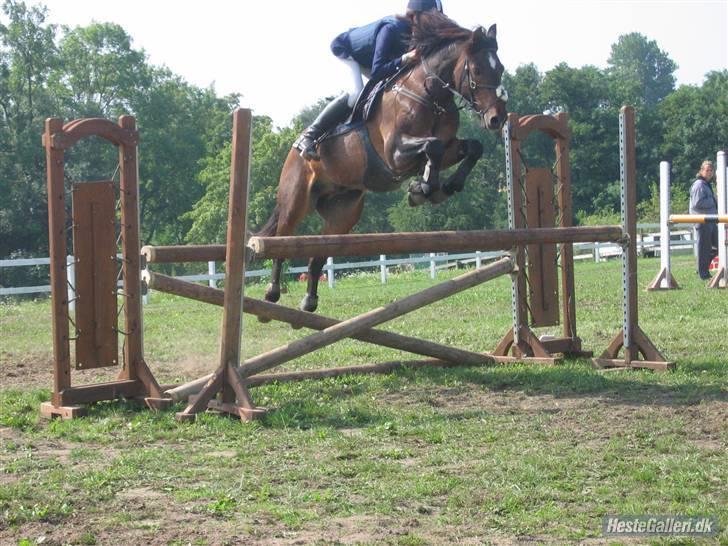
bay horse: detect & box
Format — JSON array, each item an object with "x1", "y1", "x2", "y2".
[{"x1": 258, "y1": 12, "x2": 508, "y2": 312}]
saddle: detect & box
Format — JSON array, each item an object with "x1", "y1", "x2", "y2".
[{"x1": 324, "y1": 64, "x2": 413, "y2": 141}]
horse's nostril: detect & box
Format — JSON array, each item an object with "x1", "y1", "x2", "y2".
[{"x1": 488, "y1": 116, "x2": 500, "y2": 129}]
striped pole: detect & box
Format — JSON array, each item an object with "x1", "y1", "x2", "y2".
[{"x1": 669, "y1": 214, "x2": 728, "y2": 224}]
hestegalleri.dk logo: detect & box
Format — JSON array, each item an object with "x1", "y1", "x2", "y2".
[{"x1": 602, "y1": 515, "x2": 718, "y2": 536}]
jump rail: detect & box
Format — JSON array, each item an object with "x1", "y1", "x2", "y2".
[{"x1": 246, "y1": 226, "x2": 624, "y2": 261}]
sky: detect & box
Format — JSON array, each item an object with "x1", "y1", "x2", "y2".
[{"x1": 37, "y1": 0, "x2": 727, "y2": 127}]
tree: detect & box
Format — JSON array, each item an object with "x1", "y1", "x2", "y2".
[
  {"x1": 50, "y1": 22, "x2": 149, "y2": 118},
  {"x1": 659, "y1": 70, "x2": 728, "y2": 193},
  {"x1": 607, "y1": 32, "x2": 676, "y2": 109},
  {"x1": 184, "y1": 115, "x2": 298, "y2": 244},
  {"x1": 0, "y1": 0, "x2": 58, "y2": 259}
]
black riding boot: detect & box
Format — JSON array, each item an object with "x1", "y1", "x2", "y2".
[{"x1": 295, "y1": 93, "x2": 351, "y2": 161}]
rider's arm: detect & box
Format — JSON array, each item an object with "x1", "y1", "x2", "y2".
[{"x1": 370, "y1": 23, "x2": 407, "y2": 81}]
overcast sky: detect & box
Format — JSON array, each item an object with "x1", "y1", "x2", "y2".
[{"x1": 37, "y1": 0, "x2": 728, "y2": 127}]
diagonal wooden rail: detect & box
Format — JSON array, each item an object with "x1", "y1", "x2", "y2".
[{"x1": 235, "y1": 257, "x2": 514, "y2": 379}]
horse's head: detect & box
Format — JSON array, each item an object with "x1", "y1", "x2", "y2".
[{"x1": 455, "y1": 25, "x2": 508, "y2": 131}]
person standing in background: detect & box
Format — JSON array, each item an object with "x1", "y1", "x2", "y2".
[{"x1": 689, "y1": 160, "x2": 718, "y2": 280}]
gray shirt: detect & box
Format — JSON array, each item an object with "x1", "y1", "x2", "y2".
[{"x1": 689, "y1": 178, "x2": 718, "y2": 215}]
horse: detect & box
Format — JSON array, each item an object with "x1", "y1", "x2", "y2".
[{"x1": 257, "y1": 12, "x2": 508, "y2": 313}]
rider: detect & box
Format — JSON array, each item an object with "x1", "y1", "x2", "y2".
[{"x1": 296, "y1": 0, "x2": 444, "y2": 161}]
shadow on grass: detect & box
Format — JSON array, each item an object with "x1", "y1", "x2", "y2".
[
  {"x1": 253, "y1": 358, "x2": 727, "y2": 430},
  {"x1": 3, "y1": 356, "x2": 724, "y2": 434}
]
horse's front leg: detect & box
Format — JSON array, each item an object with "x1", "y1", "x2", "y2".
[
  {"x1": 265, "y1": 258, "x2": 284, "y2": 303},
  {"x1": 394, "y1": 135, "x2": 445, "y2": 206},
  {"x1": 426, "y1": 138, "x2": 484, "y2": 204},
  {"x1": 301, "y1": 256, "x2": 326, "y2": 313}
]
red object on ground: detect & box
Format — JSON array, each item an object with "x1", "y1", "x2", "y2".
[{"x1": 709, "y1": 256, "x2": 719, "y2": 273}]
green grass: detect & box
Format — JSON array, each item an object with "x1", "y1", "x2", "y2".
[{"x1": 0, "y1": 255, "x2": 726, "y2": 544}]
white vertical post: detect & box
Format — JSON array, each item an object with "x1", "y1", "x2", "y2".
[
  {"x1": 429, "y1": 253, "x2": 436, "y2": 279},
  {"x1": 67, "y1": 255, "x2": 75, "y2": 312},
  {"x1": 379, "y1": 254, "x2": 387, "y2": 284},
  {"x1": 659, "y1": 161, "x2": 671, "y2": 288},
  {"x1": 208, "y1": 261, "x2": 216, "y2": 288},
  {"x1": 327, "y1": 257, "x2": 335, "y2": 288},
  {"x1": 716, "y1": 151, "x2": 727, "y2": 284},
  {"x1": 594, "y1": 242, "x2": 601, "y2": 262},
  {"x1": 475, "y1": 251, "x2": 482, "y2": 268}
]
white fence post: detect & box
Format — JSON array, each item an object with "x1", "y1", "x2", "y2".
[
  {"x1": 208, "y1": 261, "x2": 216, "y2": 288},
  {"x1": 594, "y1": 242, "x2": 601, "y2": 262},
  {"x1": 429, "y1": 253, "x2": 436, "y2": 279},
  {"x1": 475, "y1": 251, "x2": 482, "y2": 268},
  {"x1": 380, "y1": 254, "x2": 387, "y2": 284},
  {"x1": 67, "y1": 255, "x2": 76, "y2": 312},
  {"x1": 327, "y1": 257, "x2": 335, "y2": 288}
]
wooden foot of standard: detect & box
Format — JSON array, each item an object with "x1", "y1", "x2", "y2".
[
  {"x1": 174, "y1": 363, "x2": 266, "y2": 422},
  {"x1": 646, "y1": 267, "x2": 680, "y2": 290},
  {"x1": 40, "y1": 402, "x2": 87, "y2": 419},
  {"x1": 492, "y1": 327, "x2": 561, "y2": 365},
  {"x1": 592, "y1": 327, "x2": 675, "y2": 371}
]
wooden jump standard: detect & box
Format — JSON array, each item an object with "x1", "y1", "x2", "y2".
[
  {"x1": 41, "y1": 116, "x2": 169, "y2": 418},
  {"x1": 592, "y1": 106, "x2": 673, "y2": 371}
]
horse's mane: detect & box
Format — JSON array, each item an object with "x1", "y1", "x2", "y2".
[{"x1": 409, "y1": 12, "x2": 496, "y2": 58}]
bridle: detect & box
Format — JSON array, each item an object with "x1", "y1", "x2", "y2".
[
  {"x1": 458, "y1": 58, "x2": 509, "y2": 117},
  {"x1": 390, "y1": 39, "x2": 508, "y2": 122}
]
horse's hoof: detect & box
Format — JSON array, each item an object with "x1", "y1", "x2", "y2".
[
  {"x1": 299, "y1": 295, "x2": 318, "y2": 313},
  {"x1": 408, "y1": 193, "x2": 427, "y2": 207},
  {"x1": 264, "y1": 283, "x2": 280, "y2": 303},
  {"x1": 408, "y1": 179, "x2": 430, "y2": 196}
]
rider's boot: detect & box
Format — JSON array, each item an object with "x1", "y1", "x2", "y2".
[{"x1": 295, "y1": 93, "x2": 351, "y2": 161}]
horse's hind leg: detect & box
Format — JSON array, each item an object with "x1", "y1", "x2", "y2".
[
  {"x1": 264, "y1": 152, "x2": 315, "y2": 305},
  {"x1": 300, "y1": 189, "x2": 365, "y2": 312}
]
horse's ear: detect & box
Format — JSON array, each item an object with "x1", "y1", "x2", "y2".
[
  {"x1": 486, "y1": 24, "x2": 497, "y2": 39},
  {"x1": 472, "y1": 26, "x2": 486, "y2": 41}
]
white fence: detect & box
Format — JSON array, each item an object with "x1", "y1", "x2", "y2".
[{"x1": 0, "y1": 223, "x2": 698, "y2": 299}]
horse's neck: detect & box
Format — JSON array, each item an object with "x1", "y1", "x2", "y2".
[{"x1": 417, "y1": 43, "x2": 462, "y2": 100}]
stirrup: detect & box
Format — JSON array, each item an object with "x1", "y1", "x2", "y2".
[{"x1": 293, "y1": 134, "x2": 320, "y2": 161}]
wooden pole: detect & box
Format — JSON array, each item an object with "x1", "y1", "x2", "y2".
[
  {"x1": 248, "y1": 226, "x2": 624, "y2": 260},
  {"x1": 235, "y1": 257, "x2": 514, "y2": 379},
  {"x1": 176, "y1": 108, "x2": 264, "y2": 421},
  {"x1": 43, "y1": 118, "x2": 72, "y2": 407},
  {"x1": 141, "y1": 244, "x2": 226, "y2": 264}
]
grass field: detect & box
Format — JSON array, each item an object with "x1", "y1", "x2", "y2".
[{"x1": 1, "y1": 254, "x2": 726, "y2": 545}]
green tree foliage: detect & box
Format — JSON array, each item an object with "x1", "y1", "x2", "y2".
[
  {"x1": 0, "y1": 0, "x2": 57, "y2": 258},
  {"x1": 184, "y1": 115, "x2": 298, "y2": 243},
  {"x1": 660, "y1": 70, "x2": 728, "y2": 193}
]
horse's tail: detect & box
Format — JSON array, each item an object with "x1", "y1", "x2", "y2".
[{"x1": 255, "y1": 204, "x2": 280, "y2": 237}]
